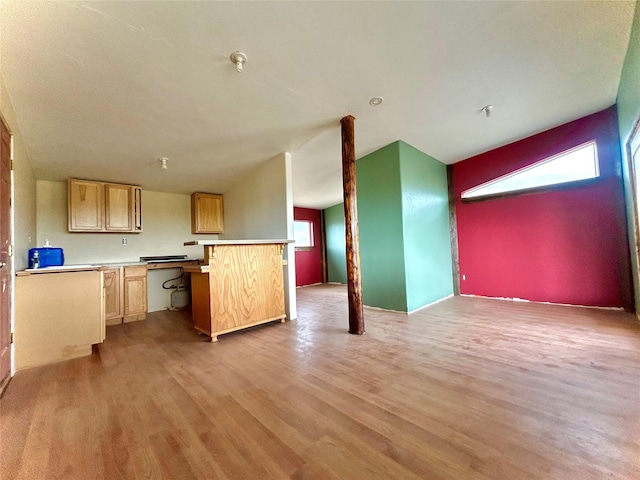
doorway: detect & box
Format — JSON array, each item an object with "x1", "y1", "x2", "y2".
[
  {"x1": 0, "y1": 116, "x2": 13, "y2": 391},
  {"x1": 627, "y1": 117, "x2": 640, "y2": 313}
]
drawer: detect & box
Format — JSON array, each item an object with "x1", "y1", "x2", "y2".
[{"x1": 123, "y1": 265, "x2": 147, "y2": 278}]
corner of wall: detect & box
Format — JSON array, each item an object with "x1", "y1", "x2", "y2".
[
  {"x1": 1, "y1": 77, "x2": 37, "y2": 271},
  {"x1": 617, "y1": 0, "x2": 640, "y2": 313},
  {"x1": 398, "y1": 142, "x2": 454, "y2": 311}
]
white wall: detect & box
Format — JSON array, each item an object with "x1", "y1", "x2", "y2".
[
  {"x1": 1, "y1": 78, "x2": 37, "y2": 272},
  {"x1": 2, "y1": 77, "x2": 38, "y2": 377},
  {"x1": 36, "y1": 180, "x2": 216, "y2": 311},
  {"x1": 222, "y1": 152, "x2": 297, "y2": 320}
]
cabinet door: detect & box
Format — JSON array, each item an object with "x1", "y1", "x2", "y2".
[
  {"x1": 103, "y1": 268, "x2": 122, "y2": 325},
  {"x1": 105, "y1": 184, "x2": 133, "y2": 231},
  {"x1": 133, "y1": 187, "x2": 143, "y2": 232},
  {"x1": 123, "y1": 267, "x2": 147, "y2": 319},
  {"x1": 68, "y1": 179, "x2": 104, "y2": 231},
  {"x1": 191, "y1": 193, "x2": 224, "y2": 234}
]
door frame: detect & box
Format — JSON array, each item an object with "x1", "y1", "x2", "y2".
[
  {"x1": 0, "y1": 113, "x2": 13, "y2": 396},
  {"x1": 625, "y1": 116, "x2": 640, "y2": 318}
]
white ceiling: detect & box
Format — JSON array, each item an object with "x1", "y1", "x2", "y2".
[{"x1": 1, "y1": 1, "x2": 636, "y2": 209}]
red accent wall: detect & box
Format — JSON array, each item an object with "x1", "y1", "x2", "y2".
[
  {"x1": 294, "y1": 207, "x2": 323, "y2": 287},
  {"x1": 453, "y1": 107, "x2": 632, "y2": 309}
]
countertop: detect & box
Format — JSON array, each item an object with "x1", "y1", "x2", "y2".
[
  {"x1": 17, "y1": 259, "x2": 199, "y2": 275},
  {"x1": 17, "y1": 265, "x2": 105, "y2": 276},
  {"x1": 184, "y1": 239, "x2": 294, "y2": 246}
]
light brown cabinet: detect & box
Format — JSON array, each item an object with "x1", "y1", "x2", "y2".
[
  {"x1": 123, "y1": 265, "x2": 147, "y2": 322},
  {"x1": 191, "y1": 192, "x2": 224, "y2": 234},
  {"x1": 68, "y1": 179, "x2": 142, "y2": 233},
  {"x1": 104, "y1": 265, "x2": 147, "y2": 325},
  {"x1": 68, "y1": 180, "x2": 104, "y2": 231},
  {"x1": 103, "y1": 268, "x2": 123, "y2": 324}
]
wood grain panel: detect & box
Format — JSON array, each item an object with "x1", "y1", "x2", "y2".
[
  {"x1": 68, "y1": 179, "x2": 103, "y2": 231},
  {"x1": 123, "y1": 265, "x2": 147, "y2": 278},
  {"x1": 103, "y1": 268, "x2": 122, "y2": 325},
  {"x1": 123, "y1": 275, "x2": 147, "y2": 321},
  {"x1": 105, "y1": 184, "x2": 133, "y2": 231},
  {"x1": 189, "y1": 271, "x2": 212, "y2": 336},
  {"x1": 207, "y1": 244, "x2": 285, "y2": 338},
  {"x1": 191, "y1": 192, "x2": 224, "y2": 234},
  {"x1": 2, "y1": 287, "x2": 639, "y2": 479}
]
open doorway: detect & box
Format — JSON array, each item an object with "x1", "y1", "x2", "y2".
[
  {"x1": 0, "y1": 116, "x2": 13, "y2": 392},
  {"x1": 627, "y1": 116, "x2": 640, "y2": 313}
]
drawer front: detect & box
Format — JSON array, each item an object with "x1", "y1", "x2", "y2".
[{"x1": 123, "y1": 265, "x2": 147, "y2": 278}]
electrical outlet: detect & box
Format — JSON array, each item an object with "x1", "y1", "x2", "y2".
[{"x1": 121, "y1": 238, "x2": 127, "y2": 245}]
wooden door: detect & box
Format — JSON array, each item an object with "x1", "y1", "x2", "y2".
[
  {"x1": 68, "y1": 179, "x2": 104, "y2": 231},
  {"x1": 105, "y1": 184, "x2": 133, "y2": 231},
  {"x1": 103, "y1": 268, "x2": 122, "y2": 325},
  {"x1": 0, "y1": 118, "x2": 12, "y2": 388}
]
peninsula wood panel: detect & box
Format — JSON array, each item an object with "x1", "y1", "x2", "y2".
[
  {"x1": 208, "y1": 244, "x2": 285, "y2": 334},
  {"x1": 186, "y1": 243, "x2": 287, "y2": 340}
]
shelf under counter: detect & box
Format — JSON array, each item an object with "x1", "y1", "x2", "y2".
[{"x1": 146, "y1": 260, "x2": 201, "y2": 270}]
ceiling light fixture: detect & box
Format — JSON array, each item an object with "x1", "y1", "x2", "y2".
[
  {"x1": 230, "y1": 51, "x2": 247, "y2": 73},
  {"x1": 159, "y1": 157, "x2": 168, "y2": 170},
  {"x1": 369, "y1": 97, "x2": 383, "y2": 106},
  {"x1": 481, "y1": 105, "x2": 494, "y2": 118}
]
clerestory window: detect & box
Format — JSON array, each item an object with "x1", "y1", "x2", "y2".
[{"x1": 461, "y1": 141, "x2": 599, "y2": 200}]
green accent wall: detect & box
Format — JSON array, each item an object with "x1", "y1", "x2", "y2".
[
  {"x1": 325, "y1": 203, "x2": 347, "y2": 284},
  {"x1": 323, "y1": 140, "x2": 453, "y2": 312},
  {"x1": 617, "y1": 1, "x2": 640, "y2": 312},
  {"x1": 399, "y1": 141, "x2": 454, "y2": 311},
  {"x1": 356, "y1": 142, "x2": 407, "y2": 311}
]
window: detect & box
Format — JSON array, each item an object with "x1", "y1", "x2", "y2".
[
  {"x1": 461, "y1": 141, "x2": 599, "y2": 200},
  {"x1": 294, "y1": 220, "x2": 314, "y2": 248}
]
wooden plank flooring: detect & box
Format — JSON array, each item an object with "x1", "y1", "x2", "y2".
[{"x1": 1, "y1": 284, "x2": 639, "y2": 479}]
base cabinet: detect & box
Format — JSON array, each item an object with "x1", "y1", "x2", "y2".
[
  {"x1": 15, "y1": 270, "x2": 105, "y2": 370},
  {"x1": 104, "y1": 268, "x2": 123, "y2": 324},
  {"x1": 104, "y1": 265, "x2": 147, "y2": 325}
]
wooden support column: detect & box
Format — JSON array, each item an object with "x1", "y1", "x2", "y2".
[{"x1": 340, "y1": 115, "x2": 365, "y2": 335}]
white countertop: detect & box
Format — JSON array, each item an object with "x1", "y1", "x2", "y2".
[
  {"x1": 18, "y1": 258, "x2": 199, "y2": 275},
  {"x1": 184, "y1": 239, "x2": 294, "y2": 246},
  {"x1": 18, "y1": 265, "x2": 104, "y2": 276}
]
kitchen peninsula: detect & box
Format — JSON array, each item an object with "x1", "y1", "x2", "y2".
[{"x1": 184, "y1": 239, "x2": 293, "y2": 341}]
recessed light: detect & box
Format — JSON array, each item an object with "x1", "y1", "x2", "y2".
[{"x1": 369, "y1": 97, "x2": 383, "y2": 106}]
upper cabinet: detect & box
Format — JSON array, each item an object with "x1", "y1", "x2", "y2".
[
  {"x1": 68, "y1": 179, "x2": 143, "y2": 233},
  {"x1": 191, "y1": 192, "x2": 224, "y2": 234}
]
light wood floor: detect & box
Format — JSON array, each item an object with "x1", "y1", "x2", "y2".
[{"x1": 1, "y1": 284, "x2": 639, "y2": 479}]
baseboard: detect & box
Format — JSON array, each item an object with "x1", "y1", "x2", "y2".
[{"x1": 460, "y1": 294, "x2": 625, "y2": 311}]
